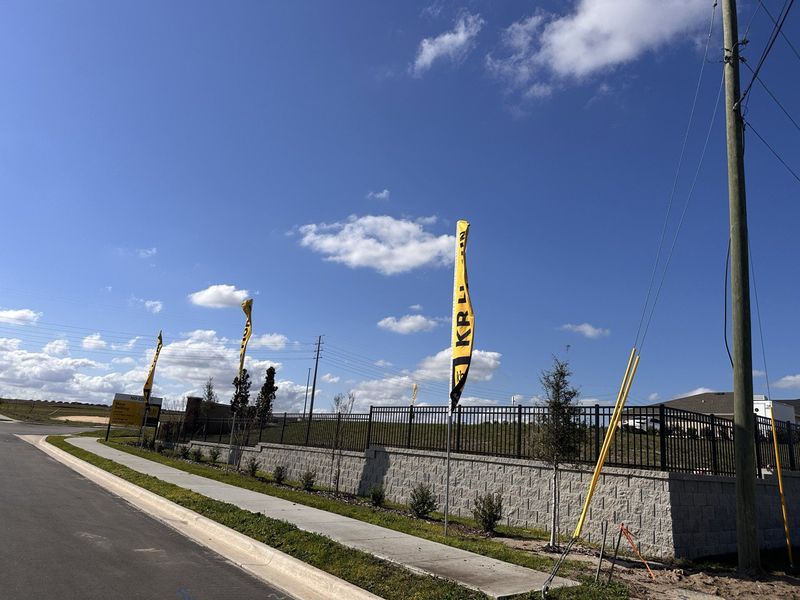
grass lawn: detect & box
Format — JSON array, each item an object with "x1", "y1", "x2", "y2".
[{"x1": 99, "y1": 438, "x2": 629, "y2": 598}]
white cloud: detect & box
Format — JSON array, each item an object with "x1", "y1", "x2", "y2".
[
  {"x1": 753, "y1": 369, "x2": 766, "y2": 378},
  {"x1": 648, "y1": 392, "x2": 660, "y2": 402},
  {"x1": 412, "y1": 13, "x2": 484, "y2": 76},
  {"x1": 678, "y1": 387, "x2": 716, "y2": 397},
  {"x1": 775, "y1": 375, "x2": 800, "y2": 390},
  {"x1": 111, "y1": 337, "x2": 141, "y2": 351},
  {"x1": 377, "y1": 314, "x2": 441, "y2": 334},
  {"x1": 322, "y1": 373, "x2": 340, "y2": 384},
  {"x1": 0, "y1": 308, "x2": 42, "y2": 325},
  {"x1": 136, "y1": 247, "x2": 157, "y2": 259},
  {"x1": 144, "y1": 300, "x2": 163, "y2": 314},
  {"x1": 367, "y1": 189, "x2": 391, "y2": 201},
  {"x1": 487, "y1": 1, "x2": 706, "y2": 98},
  {"x1": 375, "y1": 359, "x2": 393, "y2": 367},
  {"x1": 82, "y1": 333, "x2": 107, "y2": 350},
  {"x1": 409, "y1": 304, "x2": 423, "y2": 312},
  {"x1": 188, "y1": 284, "x2": 250, "y2": 308},
  {"x1": 297, "y1": 215, "x2": 454, "y2": 275},
  {"x1": 414, "y1": 347, "x2": 502, "y2": 382},
  {"x1": 560, "y1": 322, "x2": 610, "y2": 339},
  {"x1": 250, "y1": 333, "x2": 289, "y2": 351},
  {"x1": 112, "y1": 357, "x2": 135, "y2": 365},
  {"x1": 43, "y1": 339, "x2": 69, "y2": 356}
]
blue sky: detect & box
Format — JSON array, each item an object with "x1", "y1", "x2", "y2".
[{"x1": 1, "y1": 1, "x2": 798, "y2": 411}]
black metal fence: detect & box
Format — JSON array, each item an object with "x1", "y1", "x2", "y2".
[{"x1": 157, "y1": 404, "x2": 800, "y2": 477}]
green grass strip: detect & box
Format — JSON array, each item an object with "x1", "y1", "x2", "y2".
[{"x1": 49, "y1": 435, "x2": 490, "y2": 600}]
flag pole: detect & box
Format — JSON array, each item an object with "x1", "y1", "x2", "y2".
[{"x1": 445, "y1": 409, "x2": 452, "y2": 536}]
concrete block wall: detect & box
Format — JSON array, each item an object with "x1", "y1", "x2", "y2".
[{"x1": 186, "y1": 439, "x2": 800, "y2": 560}]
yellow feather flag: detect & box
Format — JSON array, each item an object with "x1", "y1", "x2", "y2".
[
  {"x1": 412, "y1": 383, "x2": 418, "y2": 405},
  {"x1": 142, "y1": 330, "x2": 163, "y2": 404},
  {"x1": 450, "y1": 220, "x2": 474, "y2": 413},
  {"x1": 238, "y1": 299, "x2": 253, "y2": 378}
]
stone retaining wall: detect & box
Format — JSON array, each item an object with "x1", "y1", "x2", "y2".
[{"x1": 186, "y1": 439, "x2": 800, "y2": 560}]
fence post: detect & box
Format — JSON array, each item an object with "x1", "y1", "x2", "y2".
[
  {"x1": 710, "y1": 414, "x2": 718, "y2": 475},
  {"x1": 406, "y1": 406, "x2": 414, "y2": 449},
  {"x1": 787, "y1": 420, "x2": 796, "y2": 471},
  {"x1": 594, "y1": 404, "x2": 600, "y2": 461},
  {"x1": 335, "y1": 412, "x2": 342, "y2": 451},
  {"x1": 203, "y1": 415, "x2": 208, "y2": 442},
  {"x1": 279, "y1": 412, "x2": 287, "y2": 444},
  {"x1": 366, "y1": 405, "x2": 373, "y2": 449},
  {"x1": 304, "y1": 411, "x2": 312, "y2": 446},
  {"x1": 258, "y1": 418, "x2": 264, "y2": 444},
  {"x1": 516, "y1": 404, "x2": 523, "y2": 459},
  {"x1": 659, "y1": 404, "x2": 667, "y2": 471},
  {"x1": 754, "y1": 417, "x2": 763, "y2": 479},
  {"x1": 456, "y1": 406, "x2": 462, "y2": 453}
]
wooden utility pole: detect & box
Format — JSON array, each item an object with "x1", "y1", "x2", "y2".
[
  {"x1": 305, "y1": 335, "x2": 322, "y2": 444},
  {"x1": 721, "y1": 0, "x2": 760, "y2": 570}
]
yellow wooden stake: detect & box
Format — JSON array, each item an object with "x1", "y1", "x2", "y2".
[
  {"x1": 770, "y1": 404, "x2": 794, "y2": 568},
  {"x1": 573, "y1": 348, "x2": 639, "y2": 539}
]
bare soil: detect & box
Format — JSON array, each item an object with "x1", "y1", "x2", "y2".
[
  {"x1": 53, "y1": 415, "x2": 109, "y2": 424},
  {"x1": 498, "y1": 537, "x2": 800, "y2": 599}
]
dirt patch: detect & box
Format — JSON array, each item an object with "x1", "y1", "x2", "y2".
[
  {"x1": 53, "y1": 415, "x2": 109, "y2": 424},
  {"x1": 496, "y1": 536, "x2": 800, "y2": 599}
]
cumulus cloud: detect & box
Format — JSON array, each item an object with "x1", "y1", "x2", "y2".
[
  {"x1": 82, "y1": 333, "x2": 107, "y2": 350},
  {"x1": 111, "y1": 337, "x2": 141, "y2": 351},
  {"x1": 136, "y1": 247, "x2": 157, "y2": 259},
  {"x1": 249, "y1": 333, "x2": 289, "y2": 350},
  {"x1": 367, "y1": 189, "x2": 391, "y2": 201},
  {"x1": 0, "y1": 308, "x2": 42, "y2": 325},
  {"x1": 188, "y1": 284, "x2": 250, "y2": 308},
  {"x1": 752, "y1": 369, "x2": 766, "y2": 378},
  {"x1": 413, "y1": 347, "x2": 502, "y2": 382},
  {"x1": 377, "y1": 314, "x2": 441, "y2": 334},
  {"x1": 43, "y1": 339, "x2": 69, "y2": 356},
  {"x1": 322, "y1": 373, "x2": 340, "y2": 384},
  {"x1": 775, "y1": 375, "x2": 800, "y2": 390},
  {"x1": 486, "y1": 1, "x2": 707, "y2": 98},
  {"x1": 375, "y1": 359, "x2": 393, "y2": 367},
  {"x1": 648, "y1": 392, "x2": 660, "y2": 402},
  {"x1": 678, "y1": 387, "x2": 716, "y2": 397},
  {"x1": 409, "y1": 304, "x2": 423, "y2": 312},
  {"x1": 297, "y1": 215, "x2": 454, "y2": 275},
  {"x1": 412, "y1": 13, "x2": 484, "y2": 76},
  {"x1": 560, "y1": 322, "x2": 610, "y2": 339}
]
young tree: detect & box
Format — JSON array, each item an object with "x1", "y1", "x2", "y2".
[
  {"x1": 230, "y1": 369, "x2": 252, "y2": 416},
  {"x1": 255, "y1": 366, "x2": 278, "y2": 425},
  {"x1": 201, "y1": 377, "x2": 217, "y2": 417},
  {"x1": 535, "y1": 357, "x2": 585, "y2": 549},
  {"x1": 330, "y1": 391, "x2": 356, "y2": 492}
]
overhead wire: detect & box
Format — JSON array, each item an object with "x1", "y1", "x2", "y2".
[{"x1": 758, "y1": 0, "x2": 800, "y2": 62}]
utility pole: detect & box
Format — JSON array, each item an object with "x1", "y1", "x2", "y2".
[
  {"x1": 302, "y1": 367, "x2": 311, "y2": 418},
  {"x1": 305, "y1": 335, "x2": 322, "y2": 444},
  {"x1": 721, "y1": 0, "x2": 760, "y2": 571}
]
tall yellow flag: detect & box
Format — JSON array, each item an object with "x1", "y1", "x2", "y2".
[
  {"x1": 412, "y1": 383, "x2": 418, "y2": 405},
  {"x1": 238, "y1": 299, "x2": 253, "y2": 378},
  {"x1": 142, "y1": 330, "x2": 163, "y2": 404},
  {"x1": 450, "y1": 220, "x2": 474, "y2": 413}
]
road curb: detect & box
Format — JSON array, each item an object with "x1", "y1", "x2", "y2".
[{"x1": 21, "y1": 435, "x2": 383, "y2": 600}]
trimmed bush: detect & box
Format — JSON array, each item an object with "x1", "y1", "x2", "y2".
[
  {"x1": 154, "y1": 441, "x2": 165, "y2": 454},
  {"x1": 190, "y1": 448, "x2": 203, "y2": 462},
  {"x1": 178, "y1": 445, "x2": 190, "y2": 459},
  {"x1": 273, "y1": 465, "x2": 286, "y2": 485},
  {"x1": 368, "y1": 484, "x2": 385, "y2": 508},
  {"x1": 472, "y1": 492, "x2": 503, "y2": 535},
  {"x1": 409, "y1": 483, "x2": 438, "y2": 519},
  {"x1": 208, "y1": 447, "x2": 221, "y2": 463},
  {"x1": 244, "y1": 456, "x2": 259, "y2": 477},
  {"x1": 301, "y1": 469, "x2": 317, "y2": 491}
]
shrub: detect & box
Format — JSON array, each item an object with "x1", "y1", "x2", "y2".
[
  {"x1": 273, "y1": 465, "x2": 286, "y2": 485},
  {"x1": 368, "y1": 484, "x2": 385, "y2": 507},
  {"x1": 472, "y1": 492, "x2": 503, "y2": 534},
  {"x1": 178, "y1": 445, "x2": 190, "y2": 459},
  {"x1": 154, "y1": 441, "x2": 165, "y2": 454},
  {"x1": 301, "y1": 469, "x2": 316, "y2": 491},
  {"x1": 409, "y1": 483, "x2": 438, "y2": 519},
  {"x1": 208, "y1": 447, "x2": 221, "y2": 463},
  {"x1": 190, "y1": 448, "x2": 203, "y2": 462},
  {"x1": 244, "y1": 456, "x2": 259, "y2": 477}
]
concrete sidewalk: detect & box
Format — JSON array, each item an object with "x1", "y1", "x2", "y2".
[{"x1": 67, "y1": 437, "x2": 576, "y2": 599}]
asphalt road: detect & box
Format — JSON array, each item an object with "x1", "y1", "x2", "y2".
[{"x1": 0, "y1": 422, "x2": 294, "y2": 600}]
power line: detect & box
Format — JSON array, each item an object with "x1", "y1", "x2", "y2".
[
  {"x1": 740, "y1": 0, "x2": 797, "y2": 106},
  {"x1": 633, "y1": 0, "x2": 719, "y2": 348},
  {"x1": 741, "y1": 61, "x2": 800, "y2": 133},
  {"x1": 758, "y1": 0, "x2": 800, "y2": 63},
  {"x1": 638, "y1": 73, "x2": 725, "y2": 352},
  {"x1": 744, "y1": 118, "x2": 800, "y2": 183}
]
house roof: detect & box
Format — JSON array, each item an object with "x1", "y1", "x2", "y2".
[{"x1": 644, "y1": 391, "x2": 800, "y2": 418}]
